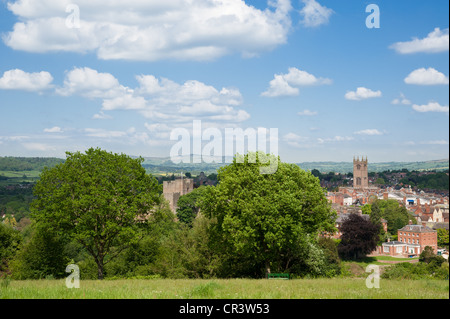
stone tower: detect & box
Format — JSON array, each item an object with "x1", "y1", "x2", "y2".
[
  {"x1": 163, "y1": 177, "x2": 194, "y2": 213},
  {"x1": 353, "y1": 156, "x2": 368, "y2": 189}
]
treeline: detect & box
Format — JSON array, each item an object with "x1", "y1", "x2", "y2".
[
  {"x1": 0, "y1": 150, "x2": 448, "y2": 281},
  {"x1": 0, "y1": 157, "x2": 64, "y2": 172},
  {"x1": 398, "y1": 171, "x2": 449, "y2": 191},
  {"x1": 311, "y1": 168, "x2": 449, "y2": 192}
]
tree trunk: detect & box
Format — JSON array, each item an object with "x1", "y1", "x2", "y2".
[
  {"x1": 265, "y1": 261, "x2": 271, "y2": 277},
  {"x1": 96, "y1": 254, "x2": 105, "y2": 280}
]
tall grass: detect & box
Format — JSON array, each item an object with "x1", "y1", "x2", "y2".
[{"x1": 1, "y1": 278, "x2": 448, "y2": 299}]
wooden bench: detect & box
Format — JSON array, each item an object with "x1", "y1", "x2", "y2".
[{"x1": 267, "y1": 273, "x2": 290, "y2": 280}]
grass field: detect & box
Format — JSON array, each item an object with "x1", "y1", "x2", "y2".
[{"x1": 1, "y1": 278, "x2": 448, "y2": 299}]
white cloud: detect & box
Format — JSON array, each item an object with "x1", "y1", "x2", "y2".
[
  {"x1": 354, "y1": 129, "x2": 383, "y2": 136},
  {"x1": 300, "y1": 0, "x2": 334, "y2": 27},
  {"x1": 412, "y1": 102, "x2": 449, "y2": 113},
  {"x1": 262, "y1": 75, "x2": 299, "y2": 97},
  {"x1": 283, "y1": 133, "x2": 309, "y2": 148},
  {"x1": 262, "y1": 67, "x2": 331, "y2": 97},
  {"x1": 298, "y1": 110, "x2": 318, "y2": 116},
  {"x1": 420, "y1": 140, "x2": 449, "y2": 145},
  {"x1": 345, "y1": 87, "x2": 382, "y2": 101},
  {"x1": 0, "y1": 69, "x2": 53, "y2": 91},
  {"x1": 3, "y1": 0, "x2": 292, "y2": 61},
  {"x1": 404, "y1": 67, "x2": 449, "y2": 85},
  {"x1": 390, "y1": 28, "x2": 449, "y2": 54},
  {"x1": 52, "y1": 67, "x2": 249, "y2": 124},
  {"x1": 22, "y1": 142, "x2": 55, "y2": 151},
  {"x1": 56, "y1": 67, "x2": 129, "y2": 98},
  {"x1": 317, "y1": 136, "x2": 354, "y2": 144},
  {"x1": 391, "y1": 93, "x2": 411, "y2": 105},
  {"x1": 44, "y1": 126, "x2": 63, "y2": 133}
]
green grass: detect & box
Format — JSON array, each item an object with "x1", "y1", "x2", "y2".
[{"x1": 0, "y1": 278, "x2": 448, "y2": 299}]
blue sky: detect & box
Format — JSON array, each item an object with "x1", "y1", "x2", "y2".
[{"x1": 0, "y1": 0, "x2": 448, "y2": 163}]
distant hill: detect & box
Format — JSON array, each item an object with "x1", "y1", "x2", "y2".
[
  {"x1": 297, "y1": 159, "x2": 449, "y2": 174},
  {"x1": 1, "y1": 156, "x2": 448, "y2": 176},
  {"x1": 0, "y1": 156, "x2": 64, "y2": 172}
]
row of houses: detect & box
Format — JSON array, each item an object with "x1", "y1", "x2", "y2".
[{"x1": 327, "y1": 186, "x2": 448, "y2": 258}]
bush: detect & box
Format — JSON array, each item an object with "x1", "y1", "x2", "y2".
[{"x1": 381, "y1": 261, "x2": 449, "y2": 280}]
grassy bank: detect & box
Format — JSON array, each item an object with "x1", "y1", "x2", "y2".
[{"x1": 1, "y1": 278, "x2": 448, "y2": 299}]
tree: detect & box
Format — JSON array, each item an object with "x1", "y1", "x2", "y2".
[
  {"x1": 10, "y1": 226, "x2": 67, "y2": 279},
  {"x1": 176, "y1": 186, "x2": 209, "y2": 227},
  {"x1": 0, "y1": 222, "x2": 21, "y2": 274},
  {"x1": 368, "y1": 200, "x2": 385, "y2": 244},
  {"x1": 30, "y1": 148, "x2": 162, "y2": 279},
  {"x1": 338, "y1": 213, "x2": 379, "y2": 260},
  {"x1": 437, "y1": 228, "x2": 449, "y2": 249},
  {"x1": 200, "y1": 152, "x2": 336, "y2": 277}
]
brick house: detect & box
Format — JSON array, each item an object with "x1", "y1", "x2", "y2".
[{"x1": 379, "y1": 224, "x2": 438, "y2": 256}]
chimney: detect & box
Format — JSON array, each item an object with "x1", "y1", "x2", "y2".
[
  {"x1": 417, "y1": 198, "x2": 420, "y2": 206},
  {"x1": 383, "y1": 192, "x2": 388, "y2": 200},
  {"x1": 408, "y1": 220, "x2": 413, "y2": 225}
]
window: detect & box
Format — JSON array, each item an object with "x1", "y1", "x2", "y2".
[{"x1": 383, "y1": 246, "x2": 390, "y2": 253}]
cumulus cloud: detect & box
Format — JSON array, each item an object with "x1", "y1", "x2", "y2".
[
  {"x1": 283, "y1": 133, "x2": 309, "y2": 148},
  {"x1": 0, "y1": 69, "x2": 53, "y2": 91},
  {"x1": 53, "y1": 67, "x2": 249, "y2": 124},
  {"x1": 262, "y1": 67, "x2": 331, "y2": 97},
  {"x1": 404, "y1": 67, "x2": 449, "y2": 85},
  {"x1": 317, "y1": 136, "x2": 354, "y2": 144},
  {"x1": 56, "y1": 67, "x2": 130, "y2": 98},
  {"x1": 44, "y1": 126, "x2": 63, "y2": 133},
  {"x1": 412, "y1": 102, "x2": 449, "y2": 113},
  {"x1": 3, "y1": 0, "x2": 292, "y2": 61},
  {"x1": 354, "y1": 129, "x2": 383, "y2": 136},
  {"x1": 345, "y1": 87, "x2": 382, "y2": 101},
  {"x1": 300, "y1": 0, "x2": 334, "y2": 27},
  {"x1": 390, "y1": 28, "x2": 449, "y2": 54},
  {"x1": 391, "y1": 93, "x2": 411, "y2": 105}
]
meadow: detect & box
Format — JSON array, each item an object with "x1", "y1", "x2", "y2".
[{"x1": 1, "y1": 278, "x2": 448, "y2": 299}]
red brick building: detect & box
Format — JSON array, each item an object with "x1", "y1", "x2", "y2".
[{"x1": 378, "y1": 224, "x2": 438, "y2": 256}]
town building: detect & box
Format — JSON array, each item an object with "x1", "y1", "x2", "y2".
[
  {"x1": 163, "y1": 177, "x2": 194, "y2": 213},
  {"x1": 353, "y1": 156, "x2": 369, "y2": 189},
  {"x1": 378, "y1": 223, "x2": 438, "y2": 257}
]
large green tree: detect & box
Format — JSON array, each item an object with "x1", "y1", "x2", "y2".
[
  {"x1": 200, "y1": 152, "x2": 336, "y2": 277},
  {"x1": 30, "y1": 148, "x2": 162, "y2": 279}
]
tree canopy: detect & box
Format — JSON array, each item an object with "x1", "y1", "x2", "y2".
[
  {"x1": 338, "y1": 213, "x2": 379, "y2": 260},
  {"x1": 30, "y1": 148, "x2": 162, "y2": 279},
  {"x1": 199, "y1": 152, "x2": 336, "y2": 277}
]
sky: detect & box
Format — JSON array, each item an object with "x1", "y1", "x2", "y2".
[{"x1": 0, "y1": 0, "x2": 448, "y2": 163}]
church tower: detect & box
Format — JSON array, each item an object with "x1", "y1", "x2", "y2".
[{"x1": 353, "y1": 156, "x2": 368, "y2": 189}]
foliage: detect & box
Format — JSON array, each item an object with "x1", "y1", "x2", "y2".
[
  {"x1": 0, "y1": 223, "x2": 22, "y2": 274},
  {"x1": 10, "y1": 226, "x2": 67, "y2": 279},
  {"x1": 176, "y1": 186, "x2": 209, "y2": 227},
  {"x1": 0, "y1": 157, "x2": 64, "y2": 172},
  {"x1": 30, "y1": 148, "x2": 162, "y2": 279},
  {"x1": 437, "y1": 228, "x2": 449, "y2": 249},
  {"x1": 364, "y1": 199, "x2": 416, "y2": 236},
  {"x1": 381, "y1": 261, "x2": 449, "y2": 280},
  {"x1": 338, "y1": 213, "x2": 379, "y2": 260},
  {"x1": 199, "y1": 152, "x2": 336, "y2": 278},
  {"x1": 317, "y1": 237, "x2": 342, "y2": 277}
]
